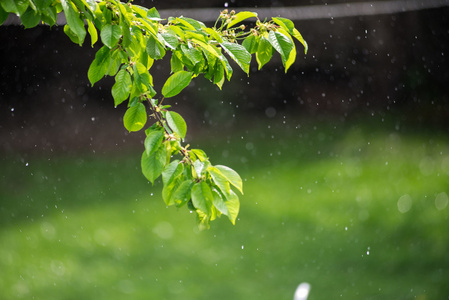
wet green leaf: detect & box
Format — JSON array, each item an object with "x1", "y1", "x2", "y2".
[
  {"x1": 166, "y1": 111, "x2": 187, "y2": 139},
  {"x1": 146, "y1": 34, "x2": 166, "y2": 60},
  {"x1": 268, "y1": 30, "x2": 294, "y2": 67},
  {"x1": 123, "y1": 102, "x2": 147, "y2": 132},
  {"x1": 111, "y1": 69, "x2": 132, "y2": 106},
  {"x1": 255, "y1": 36, "x2": 273, "y2": 70},
  {"x1": 144, "y1": 129, "x2": 164, "y2": 156},
  {"x1": 161, "y1": 71, "x2": 192, "y2": 98},
  {"x1": 220, "y1": 41, "x2": 251, "y2": 74},
  {"x1": 60, "y1": 0, "x2": 86, "y2": 45},
  {"x1": 101, "y1": 24, "x2": 121, "y2": 48},
  {"x1": 214, "y1": 165, "x2": 243, "y2": 194},
  {"x1": 191, "y1": 181, "x2": 213, "y2": 214},
  {"x1": 88, "y1": 45, "x2": 111, "y2": 86},
  {"x1": 226, "y1": 11, "x2": 258, "y2": 29},
  {"x1": 141, "y1": 144, "x2": 167, "y2": 184}
]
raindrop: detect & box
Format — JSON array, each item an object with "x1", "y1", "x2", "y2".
[
  {"x1": 435, "y1": 192, "x2": 448, "y2": 211},
  {"x1": 397, "y1": 194, "x2": 412, "y2": 213},
  {"x1": 241, "y1": 245, "x2": 244, "y2": 249},
  {"x1": 25, "y1": 162, "x2": 29, "y2": 167},
  {"x1": 224, "y1": 2, "x2": 228, "y2": 7}
]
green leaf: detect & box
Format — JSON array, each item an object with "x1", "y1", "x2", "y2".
[
  {"x1": 166, "y1": 111, "x2": 187, "y2": 139},
  {"x1": 147, "y1": 7, "x2": 160, "y2": 19},
  {"x1": 60, "y1": 0, "x2": 86, "y2": 46},
  {"x1": 212, "y1": 189, "x2": 228, "y2": 216},
  {"x1": 213, "y1": 62, "x2": 225, "y2": 89},
  {"x1": 111, "y1": 69, "x2": 132, "y2": 106},
  {"x1": 292, "y1": 28, "x2": 308, "y2": 54},
  {"x1": 144, "y1": 129, "x2": 164, "y2": 156},
  {"x1": 0, "y1": 5, "x2": 8, "y2": 25},
  {"x1": 161, "y1": 71, "x2": 192, "y2": 98},
  {"x1": 162, "y1": 160, "x2": 184, "y2": 186},
  {"x1": 64, "y1": 24, "x2": 82, "y2": 46},
  {"x1": 214, "y1": 165, "x2": 243, "y2": 194},
  {"x1": 86, "y1": 19, "x2": 98, "y2": 47},
  {"x1": 20, "y1": 7, "x2": 40, "y2": 28},
  {"x1": 88, "y1": 46, "x2": 111, "y2": 86},
  {"x1": 161, "y1": 32, "x2": 179, "y2": 50},
  {"x1": 277, "y1": 27, "x2": 296, "y2": 72},
  {"x1": 220, "y1": 41, "x2": 251, "y2": 74},
  {"x1": 146, "y1": 34, "x2": 166, "y2": 60},
  {"x1": 191, "y1": 181, "x2": 213, "y2": 214},
  {"x1": 101, "y1": 24, "x2": 121, "y2": 49},
  {"x1": 178, "y1": 17, "x2": 205, "y2": 30},
  {"x1": 141, "y1": 145, "x2": 167, "y2": 184},
  {"x1": 181, "y1": 45, "x2": 203, "y2": 66},
  {"x1": 170, "y1": 53, "x2": 184, "y2": 73},
  {"x1": 224, "y1": 189, "x2": 240, "y2": 225},
  {"x1": 133, "y1": 62, "x2": 151, "y2": 92},
  {"x1": 226, "y1": 11, "x2": 258, "y2": 29},
  {"x1": 107, "y1": 49, "x2": 124, "y2": 77},
  {"x1": 123, "y1": 102, "x2": 147, "y2": 132},
  {"x1": 1, "y1": 0, "x2": 28, "y2": 16},
  {"x1": 268, "y1": 30, "x2": 294, "y2": 67},
  {"x1": 172, "y1": 180, "x2": 194, "y2": 207},
  {"x1": 272, "y1": 17, "x2": 295, "y2": 33},
  {"x1": 190, "y1": 149, "x2": 208, "y2": 162},
  {"x1": 255, "y1": 36, "x2": 273, "y2": 70},
  {"x1": 193, "y1": 160, "x2": 209, "y2": 178},
  {"x1": 162, "y1": 180, "x2": 179, "y2": 206},
  {"x1": 220, "y1": 54, "x2": 233, "y2": 81},
  {"x1": 242, "y1": 34, "x2": 258, "y2": 54},
  {"x1": 209, "y1": 166, "x2": 231, "y2": 196}
]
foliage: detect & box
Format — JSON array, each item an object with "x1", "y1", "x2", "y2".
[{"x1": 0, "y1": 0, "x2": 307, "y2": 229}]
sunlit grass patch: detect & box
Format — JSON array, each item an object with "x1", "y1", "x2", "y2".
[{"x1": 1, "y1": 118, "x2": 448, "y2": 299}]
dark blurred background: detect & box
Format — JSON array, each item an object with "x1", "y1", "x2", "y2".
[{"x1": 1, "y1": 0, "x2": 448, "y2": 154}]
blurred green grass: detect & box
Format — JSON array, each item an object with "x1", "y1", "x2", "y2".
[{"x1": 1, "y1": 117, "x2": 448, "y2": 299}]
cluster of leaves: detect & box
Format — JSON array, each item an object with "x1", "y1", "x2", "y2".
[{"x1": 1, "y1": 0, "x2": 307, "y2": 229}]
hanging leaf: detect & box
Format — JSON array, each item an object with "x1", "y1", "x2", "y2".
[
  {"x1": 255, "y1": 36, "x2": 273, "y2": 70},
  {"x1": 220, "y1": 41, "x2": 251, "y2": 74},
  {"x1": 212, "y1": 189, "x2": 229, "y2": 216},
  {"x1": 141, "y1": 145, "x2": 168, "y2": 184},
  {"x1": 133, "y1": 62, "x2": 151, "y2": 92},
  {"x1": 209, "y1": 166, "x2": 231, "y2": 196},
  {"x1": 242, "y1": 34, "x2": 258, "y2": 54},
  {"x1": 111, "y1": 69, "x2": 132, "y2": 106},
  {"x1": 123, "y1": 102, "x2": 147, "y2": 132},
  {"x1": 161, "y1": 32, "x2": 179, "y2": 50},
  {"x1": 146, "y1": 34, "x2": 166, "y2": 60},
  {"x1": 224, "y1": 189, "x2": 240, "y2": 225},
  {"x1": 86, "y1": 19, "x2": 98, "y2": 47},
  {"x1": 144, "y1": 129, "x2": 164, "y2": 156},
  {"x1": 292, "y1": 28, "x2": 308, "y2": 54},
  {"x1": 87, "y1": 45, "x2": 111, "y2": 86},
  {"x1": 60, "y1": 0, "x2": 86, "y2": 45},
  {"x1": 166, "y1": 111, "x2": 187, "y2": 139},
  {"x1": 272, "y1": 17, "x2": 295, "y2": 33},
  {"x1": 161, "y1": 71, "x2": 192, "y2": 98},
  {"x1": 268, "y1": 30, "x2": 294, "y2": 68},
  {"x1": 1, "y1": 0, "x2": 28, "y2": 16},
  {"x1": 0, "y1": 6, "x2": 8, "y2": 26},
  {"x1": 191, "y1": 181, "x2": 213, "y2": 214},
  {"x1": 20, "y1": 7, "x2": 40, "y2": 28},
  {"x1": 172, "y1": 180, "x2": 194, "y2": 207},
  {"x1": 226, "y1": 11, "x2": 258, "y2": 29},
  {"x1": 214, "y1": 165, "x2": 243, "y2": 194},
  {"x1": 101, "y1": 24, "x2": 121, "y2": 49}
]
